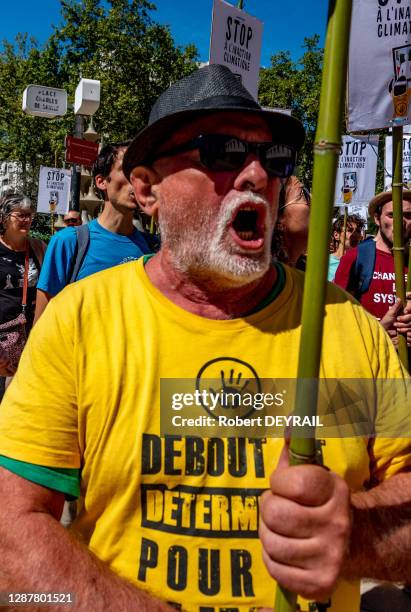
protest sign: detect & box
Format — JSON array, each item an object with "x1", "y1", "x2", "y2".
[
  {"x1": 384, "y1": 134, "x2": 411, "y2": 188},
  {"x1": 37, "y1": 167, "x2": 71, "y2": 214},
  {"x1": 334, "y1": 135, "x2": 379, "y2": 207},
  {"x1": 209, "y1": 0, "x2": 263, "y2": 99},
  {"x1": 348, "y1": 0, "x2": 411, "y2": 131},
  {"x1": 347, "y1": 204, "x2": 368, "y2": 223}
]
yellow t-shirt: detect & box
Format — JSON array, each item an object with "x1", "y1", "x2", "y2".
[{"x1": 0, "y1": 259, "x2": 410, "y2": 612}]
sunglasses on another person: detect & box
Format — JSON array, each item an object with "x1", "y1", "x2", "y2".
[
  {"x1": 64, "y1": 217, "x2": 80, "y2": 225},
  {"x1": 151, "y1": 134, "x2": 296, "y2": 178}
]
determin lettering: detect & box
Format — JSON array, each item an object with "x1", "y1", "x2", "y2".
[{"x1": 141, "y1": 483, "x2": 262, "y2": 538}]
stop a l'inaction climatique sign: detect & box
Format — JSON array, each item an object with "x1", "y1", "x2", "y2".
[
  {"x1": 37, "y1": 167, "x2": 71, "y2": 215},
  {"x1": 209, "y1": 0, "x2": 263, "y2": 100}
]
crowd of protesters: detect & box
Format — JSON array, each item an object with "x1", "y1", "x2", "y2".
[{"x1": 0, "y1": 64, "x2": 410, "y2": 612}]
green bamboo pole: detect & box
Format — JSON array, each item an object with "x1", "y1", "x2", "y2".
[
  {"x1": 341, "y1": 205, "x2": 348, "y2": 255},
  {"x1": 274, "y1": 1, "x2": 352, "y2": 610},
  {"x1": 237, "y1": 0, "x2": 244, "y2": 9},
  {"x1": 392, "y1": 126, "x2": 408, "y2": 370}
]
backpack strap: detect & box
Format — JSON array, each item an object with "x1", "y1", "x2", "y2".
[
  {"x1": 349, "y1": 238, "x2": 376, "y2": 300},
  {"x1": 68, "y1": 224, "x2": 90, "y2": 284}
]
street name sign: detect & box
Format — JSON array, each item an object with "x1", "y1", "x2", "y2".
[
  {"x1": 22, "y1": 85, "x2": 67, "y2": 118},
  {"x1": 65, "y1": 136, "x2": 99, "y2": 167}
]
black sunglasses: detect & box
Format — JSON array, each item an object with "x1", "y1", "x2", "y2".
[
  {"x1": 64, "y1": 218, "x2": 80, "y2": 224},
  {"x1": 151, "y1": 134, "x2": 296, "y2": 178}
]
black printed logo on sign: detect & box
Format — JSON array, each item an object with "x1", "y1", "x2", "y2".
[{"x1": 196, "y1": 357, "x2": 262, "y2": 419}]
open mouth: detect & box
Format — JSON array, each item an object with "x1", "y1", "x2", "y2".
[{"x1": 229, "y1": 205, "x2": 266, "y2": 250}]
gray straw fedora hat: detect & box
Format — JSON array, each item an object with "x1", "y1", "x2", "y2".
[
  {"x1": 368, "y1": 184, "x2": 411, "y2": 217},
  {"x1": 123, "y1": 64, "x2": 305, "y2": 180}
]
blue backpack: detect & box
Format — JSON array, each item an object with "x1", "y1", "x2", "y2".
[{"x1": 348, "y1": 237, "x2": 376, "y2": 300}]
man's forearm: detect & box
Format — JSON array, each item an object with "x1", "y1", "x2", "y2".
[
  {"x1": 343, "y1": 473, "x2": 411, "y2": 582},
  {"x1": 1, "y1": 510, "x2": 172, "y2": 611}
]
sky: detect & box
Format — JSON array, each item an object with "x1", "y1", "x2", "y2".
[{"x1": 1, "y1": 0, "x2": 327, "y2": 65}]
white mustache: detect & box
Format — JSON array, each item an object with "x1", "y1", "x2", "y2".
[{"x1": 217, "y1": 191, "x2": 271, "y2": 230}]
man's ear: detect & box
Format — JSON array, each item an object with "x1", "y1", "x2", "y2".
[
  {"x1": 95, "y1": 174, "x2": 108, "y2": 194},
  {"x1": 129, "y1": 166, "x2": 160, "y2": 217},
  {"x1": 374, "y1": 211, "x2": 381, "y2": 227}
]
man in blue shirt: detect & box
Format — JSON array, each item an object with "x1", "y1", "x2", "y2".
[{"x1": 34, "y1": 143, "x2": 154, "y2": 321}]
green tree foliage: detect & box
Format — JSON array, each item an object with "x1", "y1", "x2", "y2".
[
  {"x1": 0, "y1": 35, "x2": 64, "y2": 199},
  {"x1": 53, "y1": 0, "x2": 197, "y2": 139},
  {"x1": 259, "y1": 35, "x2": 323, "y2": 187},
  {"x1": 0, "y1": 0, "x2": 198, "y2": 203}
]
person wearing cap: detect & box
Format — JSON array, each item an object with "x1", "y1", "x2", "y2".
[
  {"x1": 335, "y1": 188, "x2": 411, "y2": 348},
  {"x1": 33, "y1": 142, "x2": 155, "y2": 322},
  {"x1": 0, "y1": 65, "x2": 410, "y2": 612}
]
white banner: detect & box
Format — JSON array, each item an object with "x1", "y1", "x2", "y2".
[
  {"x1": 347, "y1": 204, "x2": 368, "y2": 224},
  {"x1": 37, "y1": 167, "x2": 71, "y2": 214},
  {"x1": 384, "y1": 135, "x2": 411, "y2": 188},
  {"x1": 334, "y1": 135, "x2": 379, "y2": 207},
  {"x1": 348, "y1": 0, "x2": 411, "y2": 131},
  {"x1": 209, "y1": 0, "x2": 263, "y2": 99}
]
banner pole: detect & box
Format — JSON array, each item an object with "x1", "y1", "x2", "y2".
[
  {"x1": 392, "y1": 125, "x2": 408, "y2": 370},
  {"x1": 274, "y1": 1, "x2": 352, "y2": 610},
  {"x1": 342, "y1": 205, "x2": 348, "y2": 255}
]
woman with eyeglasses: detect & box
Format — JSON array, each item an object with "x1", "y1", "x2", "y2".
[
  {"x1": 0, "y1": 193, "x2": 46, "y2": 399},
  {"x1": 272, "y1": 175, "x2": 311, "y2": 270}
]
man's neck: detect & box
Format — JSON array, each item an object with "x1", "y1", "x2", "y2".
[
  {"x1": 98, "y1": 202, "x2": 135, "y2": 236},
  {"x1": 375, "y1": 232, "x2": 392, "y2": 254},
  {"x1": 145, "y1": 249, "x2": 278, "y2": 320}
]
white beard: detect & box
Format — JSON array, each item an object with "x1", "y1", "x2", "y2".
[{"x1": 158, "y1": 192, "x2": 274, "y2": 286}]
